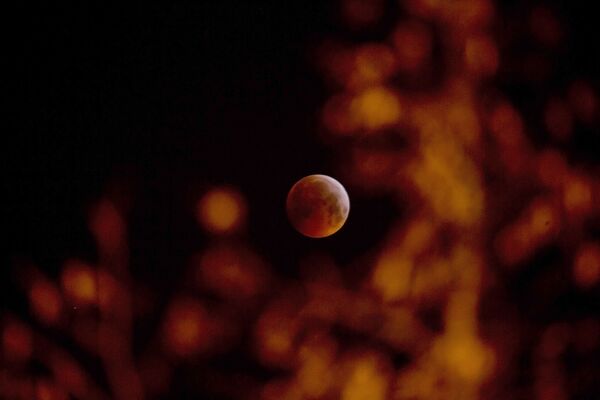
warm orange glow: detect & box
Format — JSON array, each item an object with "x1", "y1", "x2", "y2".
[
  {"x1": 350, "y1": 86, "x2": 402, "y2": 131},
  {"x1": 573, "y1": 242, "x2": 600, "y2": 288},
  {"x1": 340, "y1": 352, "x2": 390, "y2": 400},
  {"x1": 60, "y1": 259, "x2": 97, "y2": 306},
  {"x1": 255, "y1": 302, "x2": 300, "y2": 368},
  {"x1": 496, "y1": 198, "x2": 560, "y2": 266},
  {"x1": 2, "y1": 320, "x2": 32, "y2": 363},
  {"x1": 408, "y1": 130, "x2": 483, "y2": 226},
  {"x1": 431, "y1": 332, "x2": 495, "y2": 383},
  {"x1": 465, "y1": 35, "x2": 499, "y2": 77},
  {"x1": 162, "y1": 298, "x2": 210, "y2": 357},
  {"x1": 529, "y1": 200, "x2": 559, "y2": 238},
  {"x1": 197, "y1": 186, "x2": 246, "y2": 234},
  {"x1": 372, "y1": 250, "x2": 412, "y2": 302},
  {"x1": 29, "y1": 279, "x2": 63, "y2": 324},
  {"x1": 296, "y1": 334, "x2": 336, "y2": 397},
  {"x1": 563, "y1": 176, "x2": 593, "y2": 216},
  {"x1": 391, "y1": 21, "x2": 432, "y2": 72},
  {"x1": 544, "y1": 98, "x2": 573, "y2": 140}
]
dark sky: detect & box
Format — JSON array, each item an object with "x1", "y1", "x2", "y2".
[{"x1": 7, "y1": 2, "x2": 397, "y2": 299}]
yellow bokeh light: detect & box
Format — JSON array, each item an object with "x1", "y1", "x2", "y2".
[
  {"x1": 61, "y1": 259, "x2": 97, "y2": 306},
  {"x1": 350, "y1": 86, "x2": 402, "y2": 131},
  {"x1": 197, "y1": 186, "x2": 246, "y2": 234},
  {"x1": 573, "y1": 242, "x2": 600, "y2": 288},
  {"x1": 432, "y1": 332, "x2": 495, "y2": 384},
  {"x1": 162, "y1": 298, "x2": 210, "y2": 357},
  {"x1": 296, "y1": 334, "x2": 336, "y2": 397},
  {"x1": 372, "y1": 251, "x2": 412, "y2": 302},
  {"x1": 408, "y1": 130, "x2": 483, "y2": 226},
  {"x1": 341, "y1": 353, "x2": 390, "y2": 400},
  {"x1": 563, "y1": 176, "x2": 593, "y2": 216}
]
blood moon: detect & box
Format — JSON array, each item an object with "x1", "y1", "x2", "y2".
[{"x1": 286, "y1": 175, "x2": 350, "y2": 238}]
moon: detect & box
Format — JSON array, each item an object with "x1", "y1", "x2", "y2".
[{"x1": 286, "y1": 174, "x2": 350, "y2": 238}]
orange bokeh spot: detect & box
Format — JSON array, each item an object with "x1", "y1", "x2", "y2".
[
  {"x1": 2, "y1": 320, "x2": 32, "y2": 363},
  {"x1": 340, "y1": 352, "x2": 391, "y2": 400},
  {"x1": 29, "y1": 279, "x2": 63, "y2": 325},
  {"x1": 61, "y1": 259, "x2": 97, "y2": 306},
  {"x1": 350, "y1": 86, "x2": 402, "y2": 131},
  {"x1": 573, "y1": 242, "x2": 600, "y2": 288},
  {"x1": 197, "y1": 187, "x2": 246, "y2": 234},
  {"x1": 544, "y1": 98, "x2": 573, "y2": 140},
  {"x1": 372, "y1": 250, "x2": 412, "y2": 302},
  {"x1": 432, "y1": 332, "x2": 495, "y2": 383},
  {"x1": 254, "y1": 302, "x2": 301, "y2": 368},
  {"x1": 563, "y1": 176, "x2": 593, "y2": 216},
  {"x1": 496, "y1": 199, "x2": 560, "y2": 266},
  {"x1": 529, "y1": 200, "x2": 559, "y2": 237},
  {"x1": 465, "y1": 35, "x2": 499, "y2": 77},
  {"x1": 391, "y1": 21, "x2": 432, "y2": 72},
  {"x1": 163, "y1": 298, "x2": 210, "y2": 357},
  {"x1": 296, "y1": 334, "x2": 337, "y2": 397}
]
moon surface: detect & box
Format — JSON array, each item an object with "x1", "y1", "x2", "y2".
[{"x1": 286, "y1": 174, "x2": 350, "y2": 238}]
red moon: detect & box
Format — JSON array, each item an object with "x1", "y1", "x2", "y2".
[{"x1": 286, "y1": 174, "x2": 350, "y2": 238}]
